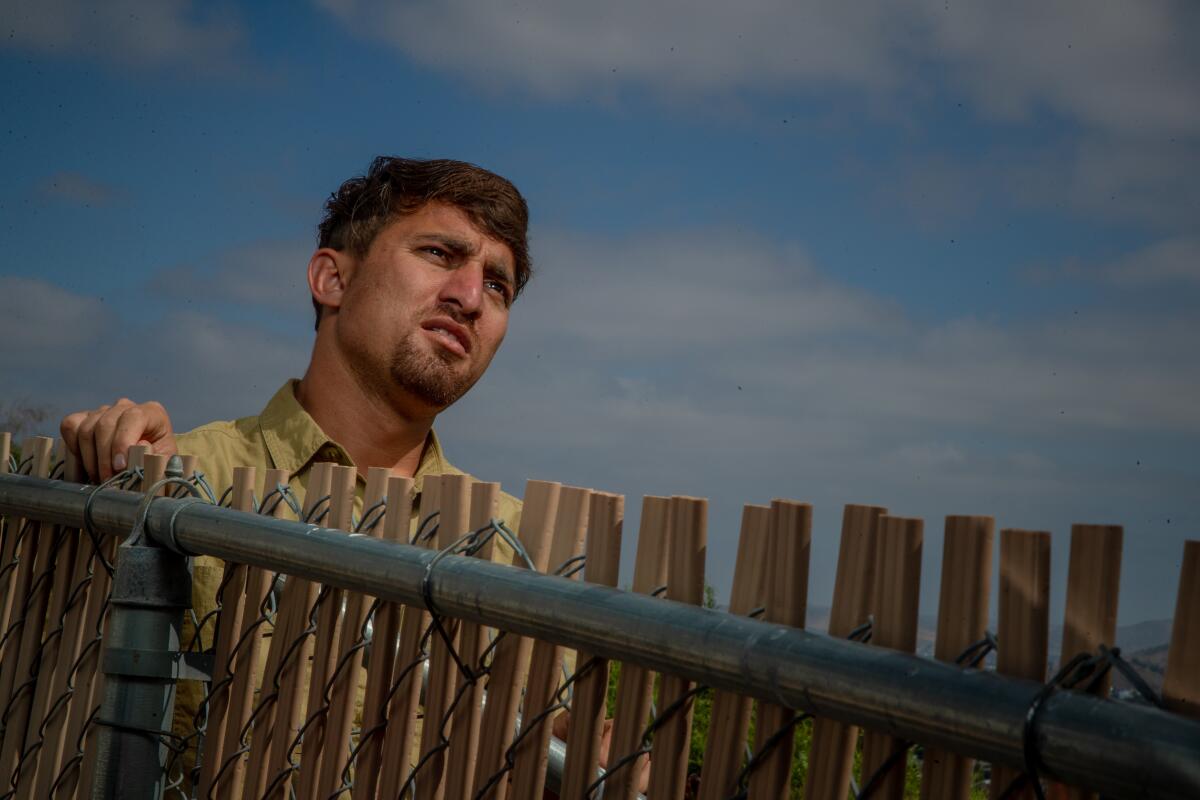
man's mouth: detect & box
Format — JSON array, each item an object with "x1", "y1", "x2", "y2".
[{"x1": 421, "y1": 317, "x2": 472, "y2": 357}]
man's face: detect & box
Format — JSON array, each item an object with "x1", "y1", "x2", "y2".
[{"x1": 333, "y1": 201, "x2": 515, "y2": 412}]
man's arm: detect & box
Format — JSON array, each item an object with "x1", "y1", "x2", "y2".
[{"x1": 59, "y1": 398, "x2": 177, "y2": 482}]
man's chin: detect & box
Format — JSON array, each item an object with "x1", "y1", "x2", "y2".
[
  {"x1": 389, "y1": 346, "x2": 482, "y2": 410},
  {"x1": 392, "y1": 370, "x2": 473, "y2": 410}
]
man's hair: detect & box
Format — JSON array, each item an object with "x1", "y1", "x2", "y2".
[{"x1": 313, "y1": 156, "x2": 531, "y2": 326}]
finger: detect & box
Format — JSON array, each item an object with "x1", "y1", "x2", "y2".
[
  {"x1": 75, "y1": 407, "x2": 108, "y2": 483},
  {"x1": 552, "y1": 710, "x2": 570, "y2": 740},
  {"x1": 92, "y1": 401, "x2": 134, "y2": 482},
  {"x1": 110, "y1": 407, "x2": 152, "y2": 474},
  {"x1": 59, "y1": 412, "x2": 87, "y2": 461},
  {"x1": 598, "y1": 718, "x2": 614, "y2": 766},
  {"x1": 137, "y1": 401, "x2": 177, "y2": 457}
]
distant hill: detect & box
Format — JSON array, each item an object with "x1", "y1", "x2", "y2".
[{"x1": 1111, "y1": 643, "x2": 1169, "y2": 696}]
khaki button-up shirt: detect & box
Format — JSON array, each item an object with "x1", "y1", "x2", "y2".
[{"x1": 169, "y1": 380, "x2": 523, "y2": 777}]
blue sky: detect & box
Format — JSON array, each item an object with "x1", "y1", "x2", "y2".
[{"x1": 2, "y1": 1, "x2": 1197, "y2": 627}]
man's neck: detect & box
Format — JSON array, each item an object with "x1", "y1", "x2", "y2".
[{"x1": 295, "y1": 348, "x2": 437, "y2": 479}]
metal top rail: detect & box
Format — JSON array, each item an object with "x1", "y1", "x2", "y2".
[{"x1": 2, "y1": 472, "x2": 1198, "y2": 800}]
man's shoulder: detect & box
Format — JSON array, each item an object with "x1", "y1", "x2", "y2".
[
  {"x1": 177, "y1": 412, "x2": 265, "y2": 457},
  {"x1": 176, "y1": 413, "x2": 269, "y2": 491},
  {"x1": 178, "y1": 413, "x2": 261, "y2": 443}
]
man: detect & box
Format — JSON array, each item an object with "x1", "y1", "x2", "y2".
[
  {"x1": 61, "y1": 155, "x2": 527, "y2": 521},
  {"x1": 59, "y1": 156, "x2": 531, "y2": 785},
  {"x1": 59, "y1": 157, "x2": 649, "y2": 794}
]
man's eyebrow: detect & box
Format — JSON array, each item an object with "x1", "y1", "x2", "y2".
[
  {"x1": 414, "y1": 232, "x2": 513, "y2": 284},
  {"x1": 412, "y1": 232, "x2": 477, "y2": 256},
  {"x1": 484, "y1": 261, "x2": 515, "y2": 285}
]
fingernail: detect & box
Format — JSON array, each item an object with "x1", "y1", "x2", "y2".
[{"x1": 113, "y1": 453, "x2": 126, "y2": 471}]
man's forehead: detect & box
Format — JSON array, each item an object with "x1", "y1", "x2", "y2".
[{"x1": 388, "y1": 202, "x2": 514, "y2": 272}]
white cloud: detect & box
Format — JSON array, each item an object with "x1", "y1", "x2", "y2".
[
  {"x1": 1102, "y1": 237, "x2": 1200, "y2": 287},
  {"x1": 0, "y1": 276, "x2": 308, "y2": 432},
  {"x1": 316, "y1": 0, "x2": 907, "y2": 98},
  {"x1": 0, "y1": 0, "x2": 245, "y2": 72},
  {"x1": 148, "y1": 239, "x2": 315, "y2": 319},
  {"x1": 36, "y1": 172, "x2": 122, "y2": 208},
  {"x1": 491, "y1": 230, "x2": 1200, "y2": 437},
  {"x1": 1024, "y1": 235, "x2": 1200, "y2": 290},
  {"x1": 317, "y1": 0, "x2": 1200, "y2": 138},
  {"x1": 0, "y1": 277, "x2": 112, "y2": 363},
  {"x1": 439, "y1": 228, "x2": 1200, "y2": 512},
  {"x1": 1018, "y1": 138, "x2": 1200, "y2": 229},
  {"x1": 921, "y1": 2, "x2": 1200, "y2": 137},
  {"x1": 510, "y1": 229, "x2": 908, "y2": 359}
]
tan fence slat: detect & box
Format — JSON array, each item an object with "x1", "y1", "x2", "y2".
[
  {"x1": 472, "y1": 479, "x2": 561, "y2": 800},
  {"x1": 199, "y1": 466, "x2": 259, "y2": 799},
  {"x1": 0, "y1": 432, "x2": 17, "y2": 648},
  {"x1": 604, "y1": 496, "x2": 671, "y2": 800},
  {"x1": 315, "y1": 467, "x2": 391, "y2": 798},
  {"x1": 989, "y1": 529, "x2": 1051, "y2": 800},
  {"x1": 293, "y1": 464, "x2": 355, "y2": 800},
  {"x1": 646, "y1": 495, "x2": 708, "y2": 800},
  {"x1": 860, "y1": 514, "x2": 924, "y2": 800},
  {"x1": 256, "y1": 461, "x2": 332, "y2": 799},
  {"x1": 195, "y1": 466, "x2": 257, "y2": 797},
  {"x1": 1048, "y1": 524, "x2": 1123, "y2": 800},
  {"x1": 1060, "y1": 524, "x2": 1123, "y2": 675},
  {"x1": 747, "y1": 499, "x2": 812, "y2": 800},
  {"x1": 0, "y1": 432, "x2": 19, "y2": 642},
  {"x1": 15, "y1": 441, "x2": 80, "y2": 799},
  {"x1": 354, "y1": 474, "x2": 416, "y2": 800},
  {"x1": 0, "y1": 436, "x2": 55, "y2": 787},
  {"x1": 61, "y1": 535, "x2": 119, "y2": 799},
  {"x1": 0, "y1": 433, "x2": 10, "y2": 621},
  {"x1": 377, "y1": 475, "x2": 443, "y2": 800},
  {"x1": 509, "y1": 484, "x2": 591, "y2": 799},
  {"x1": 559, "y1": 491, "x2": 624, "y2": 799},
  {"x1": 1163, "y1": 540, "x2": 1200, "y2": 719},
  {"x1": 0, "y1": 438, "x2": 52, "y2": 672},
  {"x1": 55, "y1": 437, "x2": 135, "y2": 800},
  {"x1": 804, "y1": 503, "x2": 887, "y2": 799},
  {"x1": 444, "y1": 480, "x2": 503, "y2": 800},
  {"x1": 240, "y1": 468, "x2": 295, "y2": 800},
  {"x1": 29, "y1": 451, "x2": 92, "y2": 799},
  {"x1": 921, "y1": 515, "x2": 995, "y2": 800},
  {"x1": 415, "y1": 472, "x2": 473, "y2": 800},
  {"x1": 218, "y1": 467, "x2": 292, "y2": 799},
  {"x1": 697, "y1": 504, "x2": 771, "y2": 800}
]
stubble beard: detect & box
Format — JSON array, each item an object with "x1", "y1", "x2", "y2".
[{"x1": 388, "y1": 338, "x2": 477, "y2": 409}]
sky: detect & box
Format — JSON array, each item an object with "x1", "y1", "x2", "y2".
[{"x1": 1, "y1": 1, "x2": 1197, "y2": 628}]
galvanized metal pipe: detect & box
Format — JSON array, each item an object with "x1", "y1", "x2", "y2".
[
  {"x1": 3, "y1": 474, "x2": 1198, "y2": 800},
  {"x1": 90, "y1": 538, "x2": 191, "y2": 800}
]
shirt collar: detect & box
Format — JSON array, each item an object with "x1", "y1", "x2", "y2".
[{"x1": 258, "y1": 379, "x2": 450, "y2": 482}]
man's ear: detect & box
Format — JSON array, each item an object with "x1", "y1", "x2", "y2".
[{"x1": 308, "y1": 248, "x2": 349, "y2": 316}]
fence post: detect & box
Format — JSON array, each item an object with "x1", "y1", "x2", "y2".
[{"x1": 89, "y1": 454, "x2": 191, "y2": 799}]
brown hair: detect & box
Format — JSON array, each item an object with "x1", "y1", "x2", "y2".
[{"x1": 314, "y1": 156, "x2": 531, "y2": 325}]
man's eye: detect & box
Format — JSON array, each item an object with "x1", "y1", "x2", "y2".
[
  {"x1": 485, "y1": 279, "x2": 512, "y2": 302},
  {"x1": 423, "y1": 246, "x2": 447, "y2": 259}
]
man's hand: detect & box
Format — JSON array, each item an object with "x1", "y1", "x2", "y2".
[
  {"x1": 59, "y1": 398, "x2": 177, "y2": 483},
  {"x1": 551, "y1": 711, "x2": 651, "y2": 793}
]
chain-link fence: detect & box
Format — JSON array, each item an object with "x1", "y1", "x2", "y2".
[{"x1": 1, "y1": 432, "x2": 1198, "y2": 800}]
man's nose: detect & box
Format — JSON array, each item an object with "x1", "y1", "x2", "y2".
[{"x1": 439, "y1": 260, "x2": 484, "y2": 316}]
